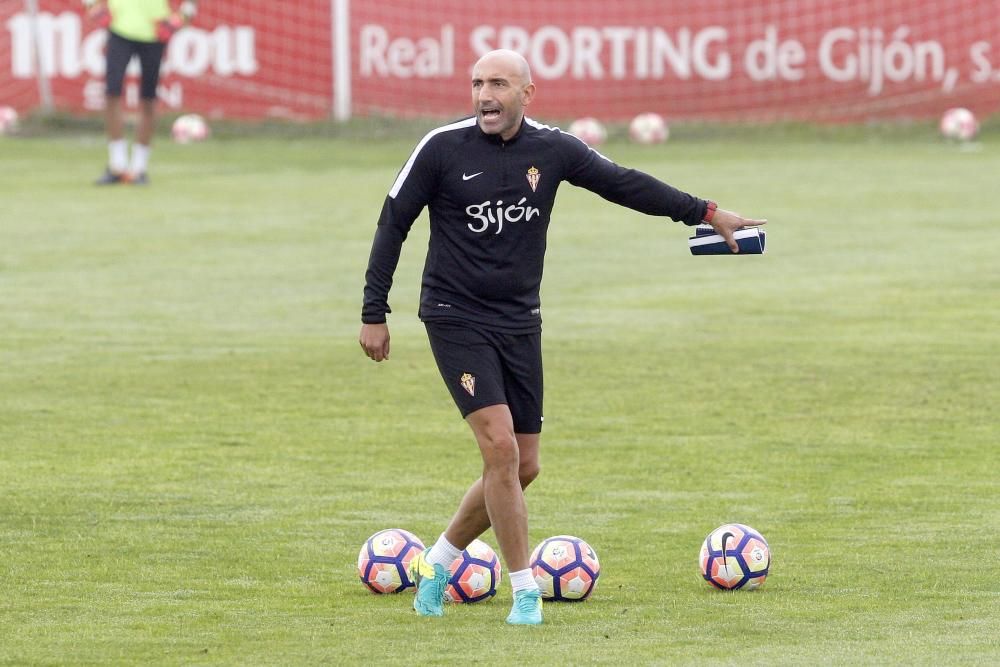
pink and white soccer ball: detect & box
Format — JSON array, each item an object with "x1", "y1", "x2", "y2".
[
  {"x1": 629, "y1": 112, "x2": 669, "y2": 144},
  {"x1": 0, "y1": 105, "x2": 19, "y2": 135},
  {"x1": 939, "y1": 107, "x2": 978, "y2": 141},
  {"x1": 568, "y1": 117, "x2": 607, "y2": 147},
  {"x1": 699, "y1": 523, "x2": 770, "y2": 591},
  {"x1": 530, "y1": 534, "x2": 601, "y2": 601},
  {"x1": 357, "y1": 528, "x2": 425, "y2": 594},
  {"x1": 444, "y1": 538, "x2": 502, "y2": 603},
  {"x1": 171, "y1": 113, "x2": 210, "y2": 144}
]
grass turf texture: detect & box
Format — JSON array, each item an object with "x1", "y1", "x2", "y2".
[{"x1": 1, "y1": 128, "x2": 998, "y2": 665}]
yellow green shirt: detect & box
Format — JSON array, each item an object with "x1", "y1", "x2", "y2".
[{"x1": 109, "y1": 0, "x2": 171, "y2": 43}]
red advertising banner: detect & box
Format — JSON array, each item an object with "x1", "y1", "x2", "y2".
[
  {"x1": 350, "y1": 0, "x2": 1000, "y2": 122},
  {"x1": 2, "y1": 0, "x2": 999, "y2": 123}
]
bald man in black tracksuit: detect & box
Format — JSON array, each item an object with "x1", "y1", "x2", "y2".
[{"x1": 359, "y1": 49, "x2": 765, "y2": 626}]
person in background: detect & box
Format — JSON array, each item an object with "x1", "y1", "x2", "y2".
[{"x1": 84, "y1": 0, "x2": 197, "y2": 185}]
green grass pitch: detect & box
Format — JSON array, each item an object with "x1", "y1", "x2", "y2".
[{"x1": 1, "y1": 126, "x2": 998, "y2": 665}]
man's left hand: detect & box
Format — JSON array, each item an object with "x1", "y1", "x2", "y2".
[
  {"x1": 709, "y1": 209, "x2": 767, "y2": 254},
  {"x1": 155, "y1": 13, "x2": 184, "y2": 42}
]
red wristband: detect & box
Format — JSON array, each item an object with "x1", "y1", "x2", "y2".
[{"x1": 702, "y1": 200, "x2": 717, "y2": 224}]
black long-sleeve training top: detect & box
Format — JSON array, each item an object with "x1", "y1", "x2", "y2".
[{"x1": 362, "y1": 116, "x2": 710, "y2": 333}]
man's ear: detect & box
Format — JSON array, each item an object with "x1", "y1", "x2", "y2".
[{"x1": 522, "y1": 82, "x2": 536, "y2": 107}]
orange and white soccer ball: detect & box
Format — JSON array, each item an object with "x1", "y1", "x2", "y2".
[
  {"x1": 629, "y1": 112, "x2": 669, "y2": 144},
  {"x1": 530, "y1": 534, "x2": 600, "y2": 601},
  {"x1": 567, "y1": 117, "x2": 607, "y2": 147},
  {"x1": 171, "y1": 113, "x2": 210, "y2": 144},
  {"x1": 939, "y1": 107, "x2": 978, "y2": 142},
  {"x1": 357, "y1": 528, "x2": 425, "y2": 594},
  {"x1": 444, "y1": 538, "x2": 502, "y2": 603},
  {"x1": 699, "y1": 523, "x2": 770, "y2": 590},
  {"x1": 0, "y1": 105, "x2": 19, "y2": 135}
]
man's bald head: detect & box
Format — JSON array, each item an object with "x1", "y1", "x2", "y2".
[
  {"x1": 474, "y1": 49, "x2": 532, "y2": 86},
  {"x1": 471, "y1": 50, "x2": 536, "y2": 141}
]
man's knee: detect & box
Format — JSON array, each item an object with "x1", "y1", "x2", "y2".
[
  {"x1": 479, "y1": 427, "x2": 519, "y2": 465},
  {"x1": 519, "y1": 461, "x2": 540, "y2": 488},
  {"x1": 468, "y1": 405, "x2": 522, "y2": 475}
]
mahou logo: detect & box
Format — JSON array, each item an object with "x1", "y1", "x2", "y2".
[{"x1": 7, "y1": 11, "x2": 258, "y2": 79}]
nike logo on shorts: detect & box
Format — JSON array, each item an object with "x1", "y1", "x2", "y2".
[{"x1": 462, "y1": 172, "x2": 483, "y2": 181}]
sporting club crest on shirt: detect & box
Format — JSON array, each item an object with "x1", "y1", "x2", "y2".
[
  {"x1": 460, "y1": 372, "x2": 476, "y2": 396},
  {"x1": 526, "y1": 166, "x2": 540, "y2": 192}
]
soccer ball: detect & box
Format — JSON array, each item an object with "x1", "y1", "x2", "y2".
[
  {"x1": 171, "y1": 113, "x2": 210, "y2": 144},
  {"x1": 444, "y1": 538, "x2": 502, "y2": 603},
  {"x1": 629, "y1": 112, "x2": 669, "y2": 144},
  {"x1": 567, "y1": 117, "x2": 606, "y2": 147},
  {"x1": 699, "y1": 523, "x2": 770, "y2": 591},
  {"x1": 0, "y1": 105, "x2": 19, "y2": 135},
  {"x1": 939, "y1": 107, "x2": 978, "y2": 141},
  {"x1": 530, "y1": 535, "x2": 600, "y2": 601},
  {"x1": 357, "y1": 528, "x2": 425, "y2": 594}
]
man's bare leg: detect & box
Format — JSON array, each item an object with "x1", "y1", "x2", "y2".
[
  {"x1": 452, "y1": 405, "x2": 538, "y2": 569},
  {"x1": 135, "y1": 98, "x2": 156, "y2": 145},
  {"x1": 443, "y1": 426, "x2": 539, "y2": 550},
  {"x1": 412, "y1": 404, "x2": 541, "y2": 619},
  {"x1": 127, "y1": 98, "x2": 157, "y2": 179},
  {"x1": 99, "y1": 95, "x2": 129, "y2": 181}
]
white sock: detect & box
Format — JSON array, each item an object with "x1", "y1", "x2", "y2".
[
  {"x1": 509, "y1": 568, "x2": 539, "y2": 593},
  {"x1": 129, "y1": 143, "x2": 150, "y2": 176},
  {"x1": 425, "y1": 534, "x2": 462, "y2": 570},
  {"x1": 108, "y1": 139, "x2": 128, "y2": 173}
]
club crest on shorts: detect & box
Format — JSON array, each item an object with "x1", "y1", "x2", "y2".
[
  {"x1": 526, "y1": 166, "x2": 540, "y2": 192},
  {"x1": 459, "y1": 372, "x2": 476, "y2": 396}
]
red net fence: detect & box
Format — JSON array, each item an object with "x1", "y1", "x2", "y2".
[{"x1": 2, "y1": 0, "x2": 998, "y2": 123}]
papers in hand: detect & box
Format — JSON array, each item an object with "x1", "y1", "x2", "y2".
[{"x1": 688, "y1": 225, "x2": 766, "y2": 255}]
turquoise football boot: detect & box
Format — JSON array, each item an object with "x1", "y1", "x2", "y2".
[
  {"x1": 506, "y1": 589, "x2": 543, "y2": 625},
  {"x1": 410, "y1": 549, "x2": 448, "y2": 617}
]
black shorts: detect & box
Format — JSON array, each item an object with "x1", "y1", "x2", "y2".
[
  {"x1": 425, "y1": 321, "x2": 543, "y2": 434},
  {"x1": 105, "y1": 31, "x2": 165, "y2": 99}
]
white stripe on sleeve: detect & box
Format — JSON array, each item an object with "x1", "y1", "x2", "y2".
[{"x1": 389, "y1": 117, "x2": 477, "y2": 199}]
